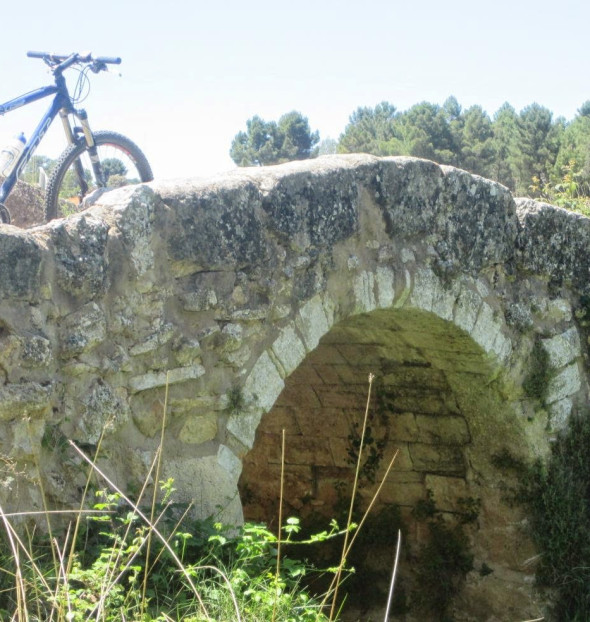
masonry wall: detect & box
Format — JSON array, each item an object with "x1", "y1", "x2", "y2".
[{"x1": 0, "y1": 154, "x2": 589, "y2": 619}]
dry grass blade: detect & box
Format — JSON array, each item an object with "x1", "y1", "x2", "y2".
[
  {"x1": 383, "y1": 529, "x2": 402, "y2": 622},
  {"x1": 272, "y1": 428, "x2": 286, "y2": 622},
  {"x1": 328, "y1": 373, "x2": 374, "y2": 620}
]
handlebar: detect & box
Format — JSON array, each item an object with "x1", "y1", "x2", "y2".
[{"x1": 26, "y1": 51, "x2": 122, "y2": 70}]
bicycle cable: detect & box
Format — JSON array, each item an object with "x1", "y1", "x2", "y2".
[{"x1": 71, "y1": 65, "x2": 91, "y2": 105}]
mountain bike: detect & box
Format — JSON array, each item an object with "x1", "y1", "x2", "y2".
[{"x1": 0, "y1": 51, "x2": 153, "y2": 224}]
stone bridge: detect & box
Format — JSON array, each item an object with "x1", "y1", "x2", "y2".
[{"x1": 1, "y1": 154, "x2": 589, "y2": 619}]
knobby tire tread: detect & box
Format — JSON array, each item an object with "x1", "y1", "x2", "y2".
[{"x1": 44, "y1": 131, "x2": 153, "y2": 222}]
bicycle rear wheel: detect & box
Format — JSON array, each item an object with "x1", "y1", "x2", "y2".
[{"x1": 44, "y1": 131, "x2": 153, "y2": 221}]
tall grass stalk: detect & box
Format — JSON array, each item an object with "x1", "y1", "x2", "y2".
[
  {"x1": 272, "y1": 428, "x2": 286, "y2": 622},
  {"x1": 329, "y1": 372, "x2": 374, "y2": 621},
  {"x1": 383, "y1": 529, "x2": 402, "y2": 622},
  {"x1": 142, "y1": 372, "x2": 171, "y2": 616},
  {"x1": 320, "y1": 446, "x2": 399, "y2": 611}
]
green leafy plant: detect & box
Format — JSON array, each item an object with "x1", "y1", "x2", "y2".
[
  {"x1": 522, "y1": 338, "x2": 551, "y2": 404},
  {"x1": 411, "y1": 490, "x2": 476, "y2": 621},
  {"x1": 519, "y1": 413, "x2": 590, "y2": 619}
]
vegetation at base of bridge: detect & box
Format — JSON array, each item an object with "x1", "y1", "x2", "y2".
[
  {"x1": 0, "y1": 376, "x2": 479, "y2": 621},
  {"x1": 230, "y1": 98, "x2": 590, "y2": 216},
  {"x1": 492, "y1": 409, "x2": 590, "y2": 621},
  {"x1": 6, "y1": 376, "x2": 590, "y2": 619}
]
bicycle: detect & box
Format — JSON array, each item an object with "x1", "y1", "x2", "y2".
[{"x1": 0, "y1": 51, "x2": 153, "y2": 224}]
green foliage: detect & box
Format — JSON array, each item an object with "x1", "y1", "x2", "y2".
[
  {"x1": 226, "y1": 384, "x2": 245, "y2": 414},
  {"x1": 230, "y1": 111, "x2": 319, "y2": 166},
  {"x1": 412, "y1": 490, "x2": 476, "y2": 621},
  {"x1": 535, "y1": 159, "x2": 590, "y2": 216},
  {"x1": 338, "y1": 102, "x2": 399, "y2": 155},
  {"x1": 492, "y1": 413, "x2": 590, "y2": 620},
  {"x1": 336, "y1": 96, "x2": 590, "y2": 206},
  {"x1": 522, "y1": 338, "x2": 551, "y2": 404},
  {"x1": 0, "y1": 485, "x2": 335, "y2": 621}
]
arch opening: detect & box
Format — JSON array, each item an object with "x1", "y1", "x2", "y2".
[{"x1": 239, "y1": 308, "x2": 543, "y2": 620}]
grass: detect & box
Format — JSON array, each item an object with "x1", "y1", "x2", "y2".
[{"x1": 0, "y1": 373, "x2": 404, "y2": 622}]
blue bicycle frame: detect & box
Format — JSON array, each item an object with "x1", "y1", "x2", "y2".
[
  {"x1": 0, "y1": 52, "x2": 121, "y2": 214},
  {"x1": 0, "y1": 83, "x2": 70, "y2": 204}
]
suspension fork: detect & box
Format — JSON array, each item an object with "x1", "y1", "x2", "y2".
[{"x1": 60, "y1": 108, "x2": 106, "y2": 195}]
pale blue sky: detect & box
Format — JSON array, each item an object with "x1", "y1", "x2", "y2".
[{"x1": 0, "y1": 0, "x2": 587, "y2": 180}]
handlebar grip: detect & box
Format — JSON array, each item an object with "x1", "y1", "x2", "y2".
[
  {"x1": 96, "y1": 56, "x2": 122, "y2": 65},
  {"x1": 27, "y1": 50, "x2": 70, "y2": 62}
]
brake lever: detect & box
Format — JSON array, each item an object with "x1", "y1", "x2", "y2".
[{"x1": 90, "y1": 61, "x2": 107, "y2": 74}]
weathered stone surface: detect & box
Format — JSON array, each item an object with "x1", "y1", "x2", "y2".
[
  {"x1": 129, "y1": 365, "x2": 206, "y2": 393},
  {"x1": 1, "y1": 154, "x2": 590, "y2": 622},
  {"x1": 542, "y1": 327, "x2": 581, "y2": 369},
  {"x1": 59, "y1": 302, "x2": 106, "y2": 357},
  {"x1": 516, "y1": 198, "x2": 590, "y2": 294},
  {"x1": 546, "y1": 363, "x2": 582, "y2": 404},
  {"x1": 0, "y1": 228, "x2": 42, "y2": 301},
  {"x1": 49, "y1": 215, "x2": 109, "y2": 300},
  {"x1": 0, "y1": 382, "x2": 53, "y2": 420},
  {"x1": 176, "y1": 413, "x2": 216, "y2": 445}
]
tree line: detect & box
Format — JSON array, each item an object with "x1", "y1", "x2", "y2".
[{"x1": 230, "y1": 99, "x2": 590, "y2": 213}]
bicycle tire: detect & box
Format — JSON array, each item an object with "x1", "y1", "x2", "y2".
[
  {"x1": 44, "y1": 131, "x2": 153, "y2": 222},
  {"x1": 0, "y1": 203, "x2": 11, "y2": 224}
]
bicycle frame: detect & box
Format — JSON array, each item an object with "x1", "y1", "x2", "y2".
[{"x1": 0, "y1": 72, "x2": 94, "y2": 205}]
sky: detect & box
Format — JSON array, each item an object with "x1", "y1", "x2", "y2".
[{"x1": 0, "y1": 0, "x2": 588, "y2": 181}]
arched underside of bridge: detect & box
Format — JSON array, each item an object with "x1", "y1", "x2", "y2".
[{"x1": 239, "y1": 307, "x2": 546, "y2": 620}]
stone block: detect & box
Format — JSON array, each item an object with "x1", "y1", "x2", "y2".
[
  {"x1": 276, "y1": 383, "x2": 321, "y2": 409},
  {"x1": 295, "y1": 408, "x2": 351, "y2": 438},
  {"x1": 129, "y1": 364, "x2": 205, "y2": 393},
  {"x1": 375, "y1": 266, "x2": 395, "y2": 308},
  {"x1": 454, "y1": 286, "x2": 482, "y2": 333},
  {"x1": 0, "y1": 382, "x2": 53, "y2": 420},
  {"x1": 178, "y1": 414, "x2": 218, "y2": 444},
  {"x1": 0, "y1": 228, "x2": 42, "y2": 301},
  {"x1": 258, "y1": 406, "x2": 301, "y2": 435},
  {"x1": 242, "y1": 350, "x2": 284, "y2": 412},
  {"x1": 470, "y1": 302, "x2": 503, "y2": 355},
  {"x1": 329, "y1": 437, "x2": 354, "y2": 468},
  {"x1": 59, "y1": 302, "x2": 106, "y2": 357},
  {"x1": 424, "y1": 474, "x2": 468, "y2": 513},
  {"x1": 284, "y1": 363, "x2": 324, "y2": 385},
  {"x1": 271, "y1": 325, "x2": 307, "y2": 377},
  {"x1": 546, "y1": 363, "x2": 582, "y2": 404},
  {"x1": 409, "y1": 443, "x2": 465, "y2": 475},
  {"x1": 162, "y1": 456, "x2": 243, "y2": 525},
  {"x1": 548, "y1": 398, "x2": 572, "y2": 432},
  {"x1": 407, "y1": 267, "x2": 439, "y2": 313},
  {"x1": 542, "y1": 327, "x2": 581, "y2": 369},
  {"x1": 313, "y1": 385, "x2": 367, "y2": 409},
  {"x1": 129, "y1": 323, "x2": 175, "y2": 356},
  {"x1": 227, "y1": 409, "x2": 264, "y2": 451},
  {"x1": 217, "y1": 444, "x2": 242, "y2": 480},
  {"x1": 312, "y1": 364, "x2": 342, "y2": 384},
  {"x1": 295, "y1": 295, "x2": 330, "y2": 351},
  {"x1": 415, "y1": 415, "x2": 470, "y2": 445},
  {"x1": 282, "y1": 435, "x2": 334, "y2": 467},
  {"x1": 352, "y1": 270, "x2": 376, "y2": 313},
  {"x1": 376, "y1": 443, "x2": 414, "y2": 474},
  {"x1": 377, "y1": 480, "x2": 426, "y2": 507}
]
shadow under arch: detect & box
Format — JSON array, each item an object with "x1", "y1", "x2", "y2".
[{"x1": 238, "y1": 306, "x2": 544, "y2": 619}]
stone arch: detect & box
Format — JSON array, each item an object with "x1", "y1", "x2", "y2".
[{"x1": 233, "y1": 260, "x2": 586, "y2": 618}]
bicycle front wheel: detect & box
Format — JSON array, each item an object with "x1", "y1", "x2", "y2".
[{"x1": 44, "y1": 131, "x2": 153, "y2": 222}]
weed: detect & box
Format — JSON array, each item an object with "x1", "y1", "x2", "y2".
[
  {"x1": 412, "y1": 490, "x2": 475, "y2": 621},
  {"x1": 227, "y1": 384, "x2": 245, "y2": 414},
  {"x1": 522, "y1": 338, "x2": 550, "y2": 404}
]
